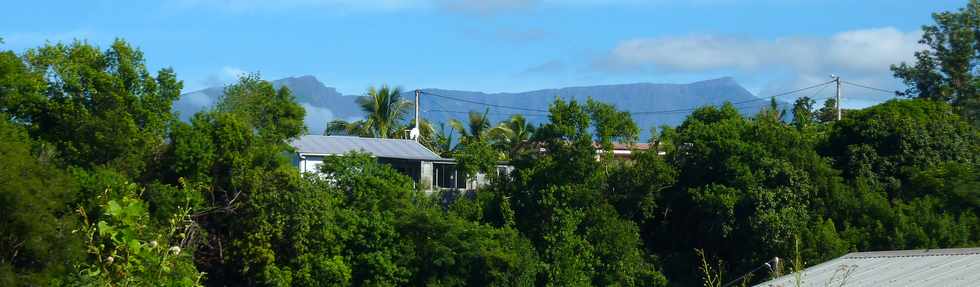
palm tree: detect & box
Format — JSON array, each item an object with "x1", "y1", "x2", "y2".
[
  {"x1": 324, "y1": 85, "x2": 411, "y2": 138},
  {"x1": 426, "y1": 122, "x2": 455, "y2": 157},
  {"x1": 758, "y1": 96, "x2": 786, "y2": 123},
  {"x1": 324, "y1": 119, "x2": 369, "y2": 136},
  {"x1": 489, "y1": 114, "x2": 536, "y2": 158},
  {"x1": 449, "y1": 109, "x2": 491, "y2": 143}
]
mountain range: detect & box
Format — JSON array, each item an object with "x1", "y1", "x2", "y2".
[{"x1": 177, "y1": 75, "x2": 780, "y2": 139}]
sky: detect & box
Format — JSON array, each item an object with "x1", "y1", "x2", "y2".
[{"x1": 0, "y1": 0, "x2": 967, "y2": 108}]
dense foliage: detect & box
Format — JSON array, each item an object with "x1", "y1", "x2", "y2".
[
  {"x1": 893, "y1": 0, "x2": 980, "y2": 126},
  {"x1": 1, "y1": 3, "x2": 979, "y2": 286}
]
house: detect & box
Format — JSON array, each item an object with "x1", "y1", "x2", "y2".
[
  {"x1": 593, "y1": 142, "x2": 661, "y2": 160},
  {"x1": 531, "y1": 141, "x2": 662, "y2": 161},
  {"x1": 754, "y1": 247, "x2": 980, "y2": 287},
  {"x1": 290, "y1": 135, "x2": 505, "y2": 191}
]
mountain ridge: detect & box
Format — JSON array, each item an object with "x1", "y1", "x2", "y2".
[{"x1": 177, "y1": 75, "x2": 776, "y2": 138}]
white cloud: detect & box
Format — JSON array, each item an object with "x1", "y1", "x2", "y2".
[
  {"x1": 222, "y1": 66, "x2": 247, "y2": 79},
  {"x1": 302, "y1": 103, "x2": 336, "y2": 135},
  {"x1": 598, "y1": 27, "x2": 922, "y2": 75},
  {"x1": 185, "y1": 91, "x2": 216, "y2": 108},
  {"x1": 195, "y1": 66, "x2": 246, "y2": 89},
  {"x1": 826, "y1": 27, "x2": 922, "y2": 73},
  {"x1": 603, "y1": 35, "x2": 766, "y2": 72},
  {"x1": 596, "y1": 27, "x2": 920, "y2": 107}
]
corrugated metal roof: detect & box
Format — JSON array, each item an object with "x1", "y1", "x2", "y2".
[
  {"x1": 291, "y1": 135, "x2": 446, "y2": 161},
  {"x1": 754, "y1": 248, "x2": 980, "y2": 287}
]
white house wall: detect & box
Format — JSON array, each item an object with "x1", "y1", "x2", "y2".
[
  {"x1": 294, "y1": 153, "x2": 508, "y2": 193},
  {"x1": 420, "y1": 161, "x2": 434, "y2": 191},
  {"x1": 298, "y1": 155, "x2": 325, "y2": 174}
]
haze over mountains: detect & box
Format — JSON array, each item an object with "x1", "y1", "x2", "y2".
[{"x1": 177, "y1": 75, "x2": 780, "y2": 139}]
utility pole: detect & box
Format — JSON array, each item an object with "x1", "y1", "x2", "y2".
[
  {"x1": 833, "y1": 75, "x2": 842, "y2": 121},
  {"x1": 410, "y1": 89, "x2": 421, "y2": 141}
]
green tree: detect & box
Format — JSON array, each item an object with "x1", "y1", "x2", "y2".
[
  {"x1": 449, "y1": 110, "x2": 504, "y2": 180},
  {"x1": 892, "y1": 0, "x2": 980, "y2": 125},
  {"x1": 488, "y1": 114, "x2": 536, "y2": 159},
  {"x1": 450, "y1": 109, "x2": 492, "y2": 143},
  {"x1": 654, "y1": 103, "x2": 833, "y2": 285},
  {"x1": 164, "y1": 75, "x2": 309, "y2": 285},
  {"x1": 0, "y1": 50, "x2": 45, "y2": 123},
  {"x1": 505, "y1": 98, "x2": 668, "y2": 286},
  {"x1": 818, "y1": 99, "x2": 980, "y2": 251},
  {"x1": 822, "y1": 99, "x2": 978, "y2": 191},
  {"x1": 18, "y1": 40, "x2": 182, "y2": 176},
  {"x1": 398, "y1": 206, "x2": 541, "y2": 286},
  {"x1": 606, "y1": 149, "x2": 677, "y2": 224},
  {"x1": 453, "y1": 139, "x2": 499, "y2": 180},
  {"x1": 216, "y1": 73, "x2": 306, "y2": 143},
  {"x1": 585, "y1": 98, "x2": 639, "y2": 151},
  {"x1": 757, "y1": 97, "x2": 786, "y2": 124},
  {"x1": 817, "y1": 98, "x2": 838, "y2": 123},
  {"x1": 427, "y1": 122, "x2": 456, "y2": 157},
  {"x1": 792, "y1": 97, "x2": 816, "y2": 129},
  {"x1": 1, "y1": 40, "x2": 200, "y2": 286},
  {"x1": 0, "y1": 119, "x2": 82, "y2": 286}
]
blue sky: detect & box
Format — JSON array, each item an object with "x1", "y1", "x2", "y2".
[{"x1": 0, "y1": 0, "x2": 966, "y2": 107}]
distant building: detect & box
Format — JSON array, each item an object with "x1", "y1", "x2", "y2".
[
  {"x1": 593, "y1": 142, "x2": 661, "y2": 160},
  {"x1": 755, "y1": 247, "x2": 980, "y2": 287},
  {"x1": 290, "y1": 135, "x2": 505, "y2": 191}
]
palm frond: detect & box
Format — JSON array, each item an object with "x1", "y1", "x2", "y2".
[{"x1": 324, "y1": 119, "x2": 369, "y2": 136}]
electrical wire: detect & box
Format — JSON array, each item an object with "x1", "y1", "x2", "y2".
[
  {"x1": 721, "y1": 262, "x2": 773, "y2": 287},
  {"x1": 809, "y1": 81, "x2": 831, "y2": 98},
  {"x1": 425, "y1": 109, "x2": 549, "y2": 117},
  {"x1": 420, "y1": 91, "x2": 549, "y2": 113},
  {"x1": 630, "y1": 80, "x2": 836, "y2": 115},
  {"x1": 419, "y1": 80, "x2": 838, "y2": 116},
  {"x1": 842, "y1": 80, "x2": 904, "y2": 96}
]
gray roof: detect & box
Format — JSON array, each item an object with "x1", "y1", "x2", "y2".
[
  {"x1": 754, "y1": 248, "x2": 980, "y2": 287},
  {"x1": 291, "y1": 135, "x2": 446, "y2": 161}
]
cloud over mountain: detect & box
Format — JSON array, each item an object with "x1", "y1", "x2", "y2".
[
  {"x1": 595, "y1": 27, "x2": 921, "y2": 107},
  {"x1": 596, "y1": 27, "x2": 922, "y2": 75}
]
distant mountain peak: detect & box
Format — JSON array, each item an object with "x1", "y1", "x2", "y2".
[
  {"x1": 688, "y1": 76, "x2": 737, "y2": 85},
  {"x1": 280, "y1": 74, "x2": 319, "y2": 82},
  {"x1": 274, "y1": 75, "x2": 325, "y2": 88}
]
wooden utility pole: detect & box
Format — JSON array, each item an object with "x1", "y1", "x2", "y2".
[
  {"x1": 832, "y1": 75, "x2": 842, "y2": 121},
  {"x1": 411, "y1": 89, "x2": 421, "y2": 141}
]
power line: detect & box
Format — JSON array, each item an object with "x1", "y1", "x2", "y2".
[
  {"x1": 420, "y1": 91, "x2": 549, "y2": 113},
  {"x1": 810, "y1": 81, "x2": 831, "y2": 98},
  {"x1": 721, "y1": 258, "x2": 779, "y2": 287},
  {"x1": 630, "y1": 80, "x2": 836, "y2": 115},
  {"x1": 842, "y1": 80, "x2": 904, "y2": 96},
  {"x1": 424, "y1": 95, "x2": 456, "y2": 121},
  {"x1": 763, "y1": 79, "x2": 838, "y2": 99},
  {"x1": 420, "y1": 80, "x2": 836, "y2": 117},
  {"x1": 425, "y1": 109, "x2": 549, "y2": 117}
]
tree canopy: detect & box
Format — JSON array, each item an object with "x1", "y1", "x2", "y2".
[{"x1": 2, "y1": 2, "x2": 980, "y2": 285}]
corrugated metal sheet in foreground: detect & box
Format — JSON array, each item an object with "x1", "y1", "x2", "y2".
[
  {"x1": 291, "y1": 135, "x2": 446, "y2": 161},
  {"x1": 755, "y1": 247, "x2": 980, "y2": 287}
]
